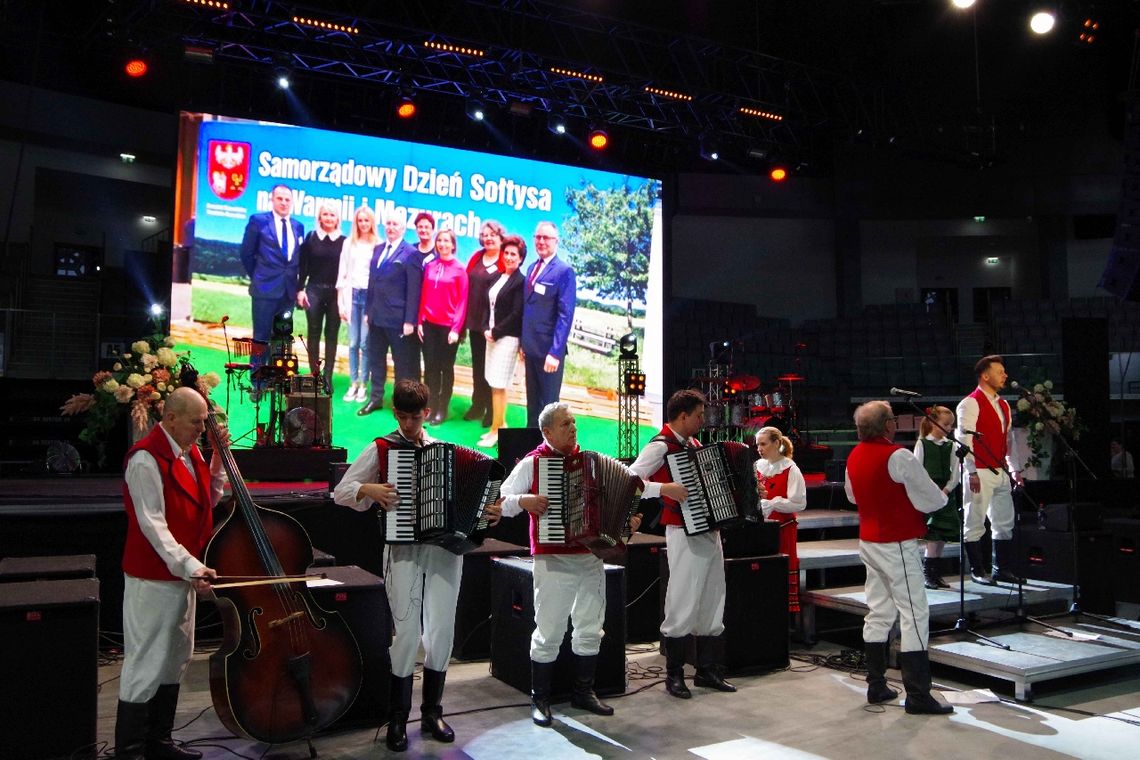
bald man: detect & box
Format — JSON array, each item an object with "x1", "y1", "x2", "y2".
[{"x1": 114, "y1": 387, "x2": 227, "y2": 760}]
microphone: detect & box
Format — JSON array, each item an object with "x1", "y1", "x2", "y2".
[
  {"x1": 1009, "y1": 380, "x2": 1032, "y2": 398},
  {"x1": 889, "y1": 387, "x2": 922, "y2": 398},
  {"x1": 221, "y1": 315, "x2": 230, "y2": 323},
  {"x1": 962, "y1": 429, "x2": 984, "y2": 437}
]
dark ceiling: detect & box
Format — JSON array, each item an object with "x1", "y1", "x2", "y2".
[{"x1": 2, "y1": 1, "x2": 1137, "y2": 175}]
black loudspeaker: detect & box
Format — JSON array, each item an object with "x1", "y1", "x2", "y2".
[
  {"x1": 1062, "y1": 318, "x2": 1111, "y2": 479},
  {"x1": 1015, "y1": 502, "x2": 1103, "y2": 532},
  {"x1": 1106, "y1": 518, "x2": 1140, "y2": 604},
  {"x1": 659, "y1": 550, "x2": 789, "y2": 674},
  {"x1": 1011, "y1": 528, "x2": 1114, "y2": 614},
  {"x1": 231, "y1": 446, "x2": 347, "y2": 482},
  {"x1": 306, "y1": 565, "x2": 391, "y2": 729},
  {"x1": 490, "y1": 557, "x2": 626, "y2": 698},
  {"x1": 0, "y1": 553, "x2": 96, "y2": 582},
  {"x1": 620, "y1": 533, "x2": 667, "y2": 643},
  {"x1": 497, "y1": 428, "x2": 544, "y2": 470},
  {"x1": 824, "y1": 458, "x2": 846, "y2": 483},
  {"x1": 254, "y1": 494, "x2": 383, "y2": 578},
  {"x1": 452, "y1": 539, "x2": 529, "y2": 660},
  {"x1": 721, "y1": 519, "x2": 780, "y2": 559},
  {"x1": 0, "y1": 578, "x2": 100, "y2": 760}
]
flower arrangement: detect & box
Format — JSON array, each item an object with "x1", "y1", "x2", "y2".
[
  {"x1": 1011, "y1": 379, "x2": 1084, "y2": 468},
  {"x1": 60, "y1": 334, "x2": 220, "y2": 466}
]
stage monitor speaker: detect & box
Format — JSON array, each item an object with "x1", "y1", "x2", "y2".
[
  {"x1": 497, "y1": 428, "x2": 544, "y2": 470},
  {"x1": 452, "y1": 539, "x2": 530, "y2": 660},
  {"x1": 0, "y1": 553, "x2": 96, "y2": 582},
  {"x1": 490, "y1": 557, "x2": 626, "y2": 698},
  {"x1": 231, "y1": 445, "x2": 347, "y2": 482},
  {"x1": 1011, "y1": 528, "x2": 1114, "y2": 614},
  {"x1": 721, "y1": 519, "x2": 780, "y2": 559},
  {"x1": 0, "y1": 578, "x2": 99, "y2": 760},
  {"x1": 256, "y1": 493, "x2": 383, "y2": 578},
  {"x1": 306, "y1": 565, "x2": 391, "y2": 729},
  {"x1": 1062, "y1": 318, "x2": 1111, "y2": 479},
  {"x1": 621, "y1": 533, "x2": 666, "y2": 643},
  {"x1": 824, "y1": 458, "x2": 846, "y2": 484},
  {"x1": 660, "y1": 550, "x2": 789, "y2": 674},
  {"x1": 1107, "y1": 518, "x2": 1140, "y2": 604},
  {"x1": 286, "y1": 393, "x2": 332, "y2": 447},
  {"x1": 1015, "y1": 502, "x2": 1102, "y2": 532}
]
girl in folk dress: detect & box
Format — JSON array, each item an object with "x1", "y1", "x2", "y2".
[
  {"x1": 914, "y1": 405, "x2": 961, "y2": 589},
  {"x1": 755, "y1": 426, "x2": 807, "y2": 614}
]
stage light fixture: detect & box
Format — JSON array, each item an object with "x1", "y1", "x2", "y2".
[
  {"x1": 588, "y1": 128, "x2": 609, "y2": 150},
  {"x1": 150, "y1": 303, "x2": 165, "y2": 317},
  {"x1": 619, "y1": 332, "x2": 638, "y2": 358},
  {"x1": 623, "y1": 370, "x2": 646, "y2": 396},
  {"x1": 274, "y1": 66, "x2": 291, "y2": 89},
  {"x1": 293, "y1": 15, "x2": 359, "y2": 34},
  {"x1": 120, "y1": 153, "x2": 136, "y2": 163},
  {"x1": 644, "y1": 86, "x2": 693, "y2": 101},
  {"x1": 124, "y1": 58, "x2": 149, "y2": 78},
  {"x1": 699, "y1": 134, "x2": 721, "y2": 161},
  {"x1": 769, "y1": 167, "x2": 788, "y2": 182},
  {"x1": 550, "y1": 66, "x2": 604, "y2": 84},
  {"x1": 1030, "y1": 10, "x2": 1056, "y2": 35},
  {"x1": 547, "y1": 113, "x2": 567, "y2": 135},
  {"x1": 747, "y1": 146, "x2": 769, "y2": 160},
  {"x1": 466, "y1": 98, "x2": 486, "y2": 121},
  {"x1": 396, "y1": 95, "x2": 417, "y2": 119},
  {"x1": 1079, "y1": 18, "x2": 1099, "y2": 44},
  {"x1": 739, "y1": 106, "x2": 784, "y2": 122},
  {"x1": 424, "y1": 40, "x2": 485, "y2": 57},
  {"x1": 951, "y1": 0, "x2": 976, "y2": 9}
]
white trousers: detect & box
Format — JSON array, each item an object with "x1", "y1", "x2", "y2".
[
  {"x1": 531, "y1": 553, "x2": 606, "y2": 663},
  {"x1": 965, "y1": 468, "x2": 1015, "y2": 541},
  {"x1": 859, "y1": 539, "x2": 929, "y2": 651},
  {"x1": 119, "y1": 575, "x2": 196, "y2": 703},
  {"x1": 660, "y1": 526, "x2": 726, "y2": 638},
  {"x1": 385, "y1": 543, "x2": 463, "y2": 677}
]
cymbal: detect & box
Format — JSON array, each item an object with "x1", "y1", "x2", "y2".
[
  {"x1": 776, "y1": 373, "x2": 806, "y2": 382},
  {"x1": 727, "y1": 374, "x2": 761, "y2": 391}
]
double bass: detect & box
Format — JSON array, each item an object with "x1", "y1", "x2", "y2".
[{"x1": 185, "y1": 366, "x2": 362, "y2": 743}]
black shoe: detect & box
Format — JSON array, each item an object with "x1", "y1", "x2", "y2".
[
  {"x1": 571, "y1": 690, "x2": 614, "y2": 715},
  {"x1": 386, "y1": 714, "x2": 409, "y2": 752},
  {"x1": 963, "y1": 541, "x2": 994, "y2": 585},
  {"x1": 922, "y1": 557, "x2": 943, "y2": 591},
  {"x1": 898, "y1": 650, "x2": 953, "y2": 716},
  {"x1": 665, "y1": 671, "x2": 692, "y2": 699},
  {"x1": 693, "y1": 669, "x2": 737, "y2": 692},
  {"x1": 357, "y1": 401, "x2": 382, "y2": 416},
  {"x1": 864, "y1": 641, "x2": 899, "y2": 704},
  {"x1": 386, "y1": 674, "x2": 414, "y2": 752},
  {"x1": 145, "y1": 685, "x2": 202, "y2": 760},
  {"x1": 531, "y1": 697, "x2": 553, "y2": 727},
  {"x1": 571, "y1": 654, "x2": 615, "y2": 714},
  {"x1": 463, "y1": 405, "x2": 483, "y2": 421},
  {"x1": 420, "y1": 668, "x2": 455, "y2": 743},
  {"x1": 905, "y1": 693, "x2": 954, "y2": 715},
  {"x1": 531, "y1": 660, "x2": 555, "y2": 727},
  {"x1": 992, "y1": 539, "x2": 1025, "y2": 584}
]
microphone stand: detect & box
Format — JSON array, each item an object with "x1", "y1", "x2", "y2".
[
  {"x1": 905, "y1": 398, "x2": 1009, "y2": 650},
  {"x1": 297, "y1": 335, "x2": 328, "y2": 448}
]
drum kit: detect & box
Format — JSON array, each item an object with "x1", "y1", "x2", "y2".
[{"x1": 696, "y1": 371, "x2": 805, "y2": 436}]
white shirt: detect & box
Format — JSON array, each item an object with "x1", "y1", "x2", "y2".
[
  {"x1": 334, "y1": 430, "x2": 435, "y2": 510},
  {"x1": 272, "y1": 212, "x2": 297, "y2": 260},
  {"x1": 499, "y1": 447, "x2": 662, "y2": 518},
  {"x1": 336, "y1": 239, "x2": 377, "y2": 292},
  {"x1": 123, "y1": 425, "x2": 227, "y2": 579},
  {"x1": 755, "y1": 457, "x2": 807, "y2": 518},
  {"x1": 844, "y1": 446, "x2": 948, "y2": 515},
  {"x1": 487, "y1": 274, "x2": 510, "y2": 331},
  {"x1": 628, "y1": 425, "x2": 689, "y2": 483},
  {"x1": 955, "y1": 387, "x2": 1017, "y2": 475},
  {"x1": 912, "y1": 435, "x2": 961, "y2": 491}
]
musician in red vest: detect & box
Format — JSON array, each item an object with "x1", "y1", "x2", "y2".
[
  {"x1": 334, "y1": 380, "x2": 500, "y2": 752},
  {"x1": 844, "y1": 400, "x2": 952, "y2": 715},
  {"x1": 629, "y1": 389, "x2": 736, "y2": 699},
  {"x1": 116, "y1": 387, "x2": 226, "y2": 760},
  {"x1": 499, "y1": 402, "x2": 670, "y2": 726},
  {"x1": 954, "y1": 355, "x2": 1022, "y2": 585}
]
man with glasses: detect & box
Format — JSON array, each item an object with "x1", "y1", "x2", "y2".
[
  {"x1": 521, "y1": 221, "x2": 576, "y2": 427},
  {"x1": 845, "y1": 400, "x2": 952, "y2": 715}
]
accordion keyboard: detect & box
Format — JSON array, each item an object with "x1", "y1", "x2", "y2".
[
  {"x1": 537, "y1": 457, "x2": 567, "y2": 544},
  {"x1": 385, "y1": 449, "x2": 417, "y2": 542}
]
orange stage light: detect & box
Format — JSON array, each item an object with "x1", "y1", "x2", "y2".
[{"x1": 769, "y1": 167, "x2": 788, "y2": 182}]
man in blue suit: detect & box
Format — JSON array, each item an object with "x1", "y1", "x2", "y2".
[
  {"x1": 240, "y1": 184, "x2": 304, "y2": 377},
  {"x1": 521, "y1": 221, "x2": 576, "y2": 428},
  {"x1": 359, "y1": 207, "x2": 423, "y2": 415}
]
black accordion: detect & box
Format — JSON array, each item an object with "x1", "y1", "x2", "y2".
[
  {"x1": 666, "y1": 441, "x2": 759, "y2": 535},
  {"x1": 377, "y1": 439, "x2": 505, "y2": 555},
  {"x1": 534, "y1": 451, "x2": 643, "y2": 561}
]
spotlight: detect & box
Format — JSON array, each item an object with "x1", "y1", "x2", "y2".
[
  {"x1": 466, "y1": 98, "x2": 485, "y2": 121},
  {"x1": 951, "y1": 0, "x2": 976, "y2": 9},
  {"x1": 396, "y1": 95, "x2": 417, "y2": 119},
  {"x1": 747, "y1": 146, "x2": 769, "y2": 160},
  {"x1": 547, "y1": 113, "x2": 567, "y2": 135},
  {"x1": 274, "y1": 65, "x2": 291, "y2": 89},
  {"x1": 1029, "y1": 11, "x2": 1056, "y2": 35},
  {"x1": 124, "y1": 58, "x2": 149, "y2": 78},
  {"x1": 619, "y1": 332, "x2": 638, "y2": 358},
  {"x1": 588, "y1": 128, "x2": 609, "y2": 150},
  {"x1": 699, "y1": 134, "x2": 721, "y2": 161},
  {"x1": 149, "y1": 303, "x2": 165, "y2": 317},
  {"x1": 769, "y1": 166, "x2": 788, "y2": 182},
  {"x1": 623, "y1": 370, "x2": 646, "y2": 396}
]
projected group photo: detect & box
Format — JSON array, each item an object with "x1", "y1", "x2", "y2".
[{"x1": 171, "y1": 112, "x2": 665, "y2": 455}]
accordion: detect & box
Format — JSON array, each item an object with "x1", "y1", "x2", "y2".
[
  {"x1": 535, "y1": 451, "x2": 643, "y2": 561},
  {"x1": 377, "y1": 440, "x2": 505, "y2": 555},
  {"x1": 666, "y1": 441, "x2": 759, "y2": 535}
]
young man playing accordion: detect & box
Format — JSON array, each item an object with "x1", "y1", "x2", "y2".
[
  {"x1": 629, "y1": 389, "x2": 738, "y2": 699},
  {"x1": 499, "y1": 402, "x2": 685, "y2": 726},
  {"x1": 334, "y1": 380, "x2": 502, "y2": 751}
]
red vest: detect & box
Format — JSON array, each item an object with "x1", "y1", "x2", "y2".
[
  {"x1": 646, "y1": 425, "x2": 697, "y2": 527},
  {"x1": 846, "y1": 438, "x2": 927, "y2": 543},
  {"x1": 969, "y1": 387, "x2": 1010, "y2": 470},
  {"x1": 526, "y1": 442, "x2": 589, "y2": 556},
  {"x1": 122, "y1": 424, "x2": 215, "y2": 581},
  {"x1": 758, "y1": 464, "x2": 795, "y2": 527}
]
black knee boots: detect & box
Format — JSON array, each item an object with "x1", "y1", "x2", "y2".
[
  {"x1": 570, "y1": 654, "x2": 614, "y2": 715},
  {"x1": 145, "y1": 685, "x2": 202, "y2": 760},
  {"x1": 530, "y1": 660, "x2": 555, "y2": 727},
  {"x1": 863, "y1": 641, "x2": 899, "y2": 704},
  {"x1": 386, "y1": 674, "x2": 414, "y2": 751},
  {"x1": 991, "y1": 539, "x2": 1025, "y2": 584},
  {"x1": 662, "y1": 635, "x2": 692, "y2": 699},
  {"x1": 898, "y1": 650, "x2": 953, "y2": 715},
  {"x1": 420, "y1": 668, "x2": 455, "y2": 742},
  {"x1": 963, "y1": 541, "x2": 994, "y2": 585},
  {"x1": 693, "y1": 635, "x2": 736, "y2": 692}
]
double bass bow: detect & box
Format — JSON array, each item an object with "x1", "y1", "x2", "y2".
[{"x1": 182, "y1": 365, "x2": 362, "y2": 744}]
